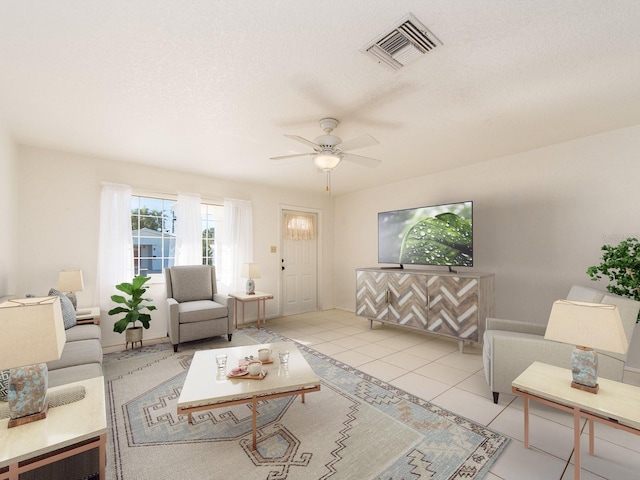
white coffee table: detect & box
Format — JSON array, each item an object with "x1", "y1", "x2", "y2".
[{"x1": 177, "y1": 341, "x2": 320, "y2": 450}]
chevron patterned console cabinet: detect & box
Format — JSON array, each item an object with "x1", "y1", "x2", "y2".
[{"x1": 356, "y1": 268, "x2": 494, "y2": 352}]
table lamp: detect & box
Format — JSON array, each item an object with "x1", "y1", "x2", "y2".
[
  {"x1": 0, "y1": 296, "x2": 66, "y2": 427},
  {"x1": 58, "y1": 269, "x2": 84, "y2": 309},
  {"x1": 240, "y1": 263, "x2": 261, "y2": 295},
  {"x1": 544, "y1": 299, "x2": 628, "y2": 394}
]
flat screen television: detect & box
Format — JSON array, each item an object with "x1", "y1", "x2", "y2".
[{"x1": 378, "y1": 201, "x2": 473, "y2": 269}]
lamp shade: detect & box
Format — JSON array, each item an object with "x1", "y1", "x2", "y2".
[
  {"x1": 58, "y1": 269, "x2": 84, "y2": 292},
  {"x1": 0, "y1": 296, "x2": 66, "y2": 370},
  {"x1": 240, "y1": 263, "x2": 262, "y2": 279},
  {"x1": 544, "y1": 300, "x2": 628, "y2": 354}
]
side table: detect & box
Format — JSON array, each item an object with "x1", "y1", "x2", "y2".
[
  {"x1": 512, "y1": 361, "x2": 640, "y2": 480},
  {"x1": 229, "y1": 291, "x2": 274, "y2": 329},
  {"x1": 76, "y1": 306, "x2": 101, "y2": 325},
  {"x1": 0, "y1": 376, "x2": 107, "y2": 480}
]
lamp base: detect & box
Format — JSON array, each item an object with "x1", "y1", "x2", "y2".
[
  {"x1": 7, "y1": 363, "x2": 50, "y2": 428},
  {"x1": 245, "y1": 279, "x2": 255, "y2": 295},
  {"x1": 571, "y1": 346, "x2": 599, "y2": 394},
  {"x1": 571, "y1": 381, "x2": 599, "y2": 394},
  {"x1": 8, "y1": 403, "x2": 49, "y2": 428},
  {"x1": 66, "y1": 291, "x2": 77, "y2": 309}
]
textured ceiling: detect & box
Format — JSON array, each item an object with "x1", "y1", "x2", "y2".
[{"x1": 1, "y1": 1, "x2": 640, "y2": 195}]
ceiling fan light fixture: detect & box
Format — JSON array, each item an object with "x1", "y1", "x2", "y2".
[{"x1": 314, "y1": 153, "x2": 342, "y2": 171}]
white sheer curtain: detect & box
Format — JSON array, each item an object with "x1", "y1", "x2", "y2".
[
  {"x1": 217, "y1": 198, "x2": 253, "y2": 295},
  {"x1": 95, "y1": 182, "x2": 133, "y2": 311},
  {"x1": 174, "y1": 192, "x2": 202, "y2": 265},
  {"x1": 284, "y1": 213, "x2": 316, "y2": 240}
]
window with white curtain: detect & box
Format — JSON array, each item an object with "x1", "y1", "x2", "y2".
[
  {"x1": 130, "y1": 194, "x2": 223, "y2": 277},
  {"x1": 284, "y1": 213, "x2": 316, "y2": 240}
]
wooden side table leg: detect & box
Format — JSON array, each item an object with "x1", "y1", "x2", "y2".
[
  {"x1": 252, "y1": 396, "x2": 258, "y2": 450},
  {"x1": 8, "y1": 462, "x2": 18, "y2": 480},
  {"x1": 523, "y1": 396, "x2": 529, "y2": 448},
  {"x1": 257, "y1": 299, "x2": 261, "y2": 329},
  {"x1": 589, "y1": 418, "x2": 595, "y2": 455},
  {"x1": 574, "y1": 409, "x2": 581, "y2": 480},
  {"x1": 99, "y1": 433, "x2": 107, "y2": 479}
]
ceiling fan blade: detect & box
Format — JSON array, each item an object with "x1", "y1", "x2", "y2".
[
  {"x1": 270, "y1": 153, "x2": 313, "y2": 161},
  {"x1": 284, "y1": 134, "x2": 320, "y2": 150},
  {"x1": 342, "y1": 152, "x2": 382, "y2": 168},
  {"x1": 338, "y1": 134, "x2": 379, "y2": 152}
]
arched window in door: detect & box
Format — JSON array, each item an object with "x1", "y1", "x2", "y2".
[{"x1": 284, "y1": 214, "x2": 316, "y2": 240}]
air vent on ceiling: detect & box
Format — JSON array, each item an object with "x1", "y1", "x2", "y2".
[{"x1": 361, "y1": 13, "x2": 442, "y2": 71}]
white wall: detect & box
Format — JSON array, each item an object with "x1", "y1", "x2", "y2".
[
  {"x1": 15, "y1": 146, "x2": 334, "y2": 347},
  {"x1": 334, "y1": 125, "x2": 640, "y2": 366},
  {"x1": 0, "y1": 120, "x2": 16, "y2": 298}
]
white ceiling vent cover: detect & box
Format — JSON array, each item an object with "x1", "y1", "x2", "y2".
[{"x1": 362, "y1": 13, "x2": 442, "y2": 71}]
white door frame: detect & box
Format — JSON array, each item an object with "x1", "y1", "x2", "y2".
[{"x1": 279, "y1": 204, "x2": 323, "y2": 315}]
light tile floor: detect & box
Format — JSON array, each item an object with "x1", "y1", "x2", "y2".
[{"x1": 249, "y1": 309, "x2": 640, "y2": 480}]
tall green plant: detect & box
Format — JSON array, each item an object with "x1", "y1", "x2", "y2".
[
  {"x1": 587, "y1": 237, "x2": 640, "y2": 321},
  {"x1": 109, "y1": 275, "x2": 157, "y2": 333}
]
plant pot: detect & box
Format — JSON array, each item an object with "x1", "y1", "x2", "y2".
[{"x1": 125, "y1": 326, "x2": 143, "y2": 349}]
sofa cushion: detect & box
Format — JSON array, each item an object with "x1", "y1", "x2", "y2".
[
  {"x1": 65, "y1": 324, "x2": 101, "y2": 343},
  {"x1": 49, "y1": 288, "x2": 77, "y2": 329},
  {"x1": 47, "y1": 363, "x2": 103, "y2": 388},
  {"x1": 47, "y1": 339, "x2": 103, "y2": 371},
  {"x1": 169, "y1": 266, "x2": 214, "y2": 303},
  {"x1": 178, "y1": 300, "x2": 228, "y2": 324}
]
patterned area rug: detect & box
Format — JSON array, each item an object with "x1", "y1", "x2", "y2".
[{"x1": 103, "y1": 328, "x2": 509, "y2": 479}]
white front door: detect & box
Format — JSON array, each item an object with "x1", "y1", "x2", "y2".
[{"x1": 281, "y1": 210, "x2": 318, "y2": 316}]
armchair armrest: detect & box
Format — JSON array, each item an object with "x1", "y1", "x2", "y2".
[
  {"x1": 214, "y1": 293, "x2": 235, "y2": 327},
  {"x1": 485, "y1": 317, "x2": 547, "y2": 336},
  {"x1": 166, "y1": 297, "x2": 180, "y2": 345}
]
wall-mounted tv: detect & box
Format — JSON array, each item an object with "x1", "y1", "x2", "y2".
[{"x1": 378, "y1": 201, "x2": 473, "y2": 268}]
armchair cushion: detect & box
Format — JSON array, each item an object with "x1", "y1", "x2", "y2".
[{"x1": 177, "y1": 300, "x2": 228, "y2": 324}]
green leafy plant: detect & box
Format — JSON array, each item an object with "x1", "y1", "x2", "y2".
[
  {"x1": 109, "y1": 275, "x2": 157, "y2": 333},
  {"x1": 587, "y1": 237, "x2": 640, "y2": 321},
  {"x1": 400, "y1": 212, "x2": 473, "y2": 266}
]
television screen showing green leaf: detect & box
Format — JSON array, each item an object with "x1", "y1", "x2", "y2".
[{"x1": 378, "y1": 201, "x2": 473, "y2": 267}]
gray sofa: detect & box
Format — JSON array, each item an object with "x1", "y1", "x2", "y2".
[
  {"x1": 483, "y1": 285, "x2": 640, "y2": 403},
  {"x1": 46, "y1": 289, "x2": 103, "y2": 387},
  {"x1": 47, "y1": 321, "x2": 103, "y2": 388}
]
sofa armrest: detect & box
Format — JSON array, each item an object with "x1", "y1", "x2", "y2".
[
  {"x1": 167, "y1": 297, "x2": 180, "y2": 345},
  {"x1": 485, "y1": 317, "x2": 547, "y2": 336}
]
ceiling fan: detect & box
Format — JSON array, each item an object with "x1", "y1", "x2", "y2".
[{"x1": 270, "y1": 118, "x2": 382, "y2": 192}]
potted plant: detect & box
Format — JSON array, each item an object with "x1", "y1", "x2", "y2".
[
  {"x1": 587, "y1": 237, "x2": 640, "y2": 321},
  {"x1": 109, "y1": 275, "x2": 157, "y2": 347}
]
